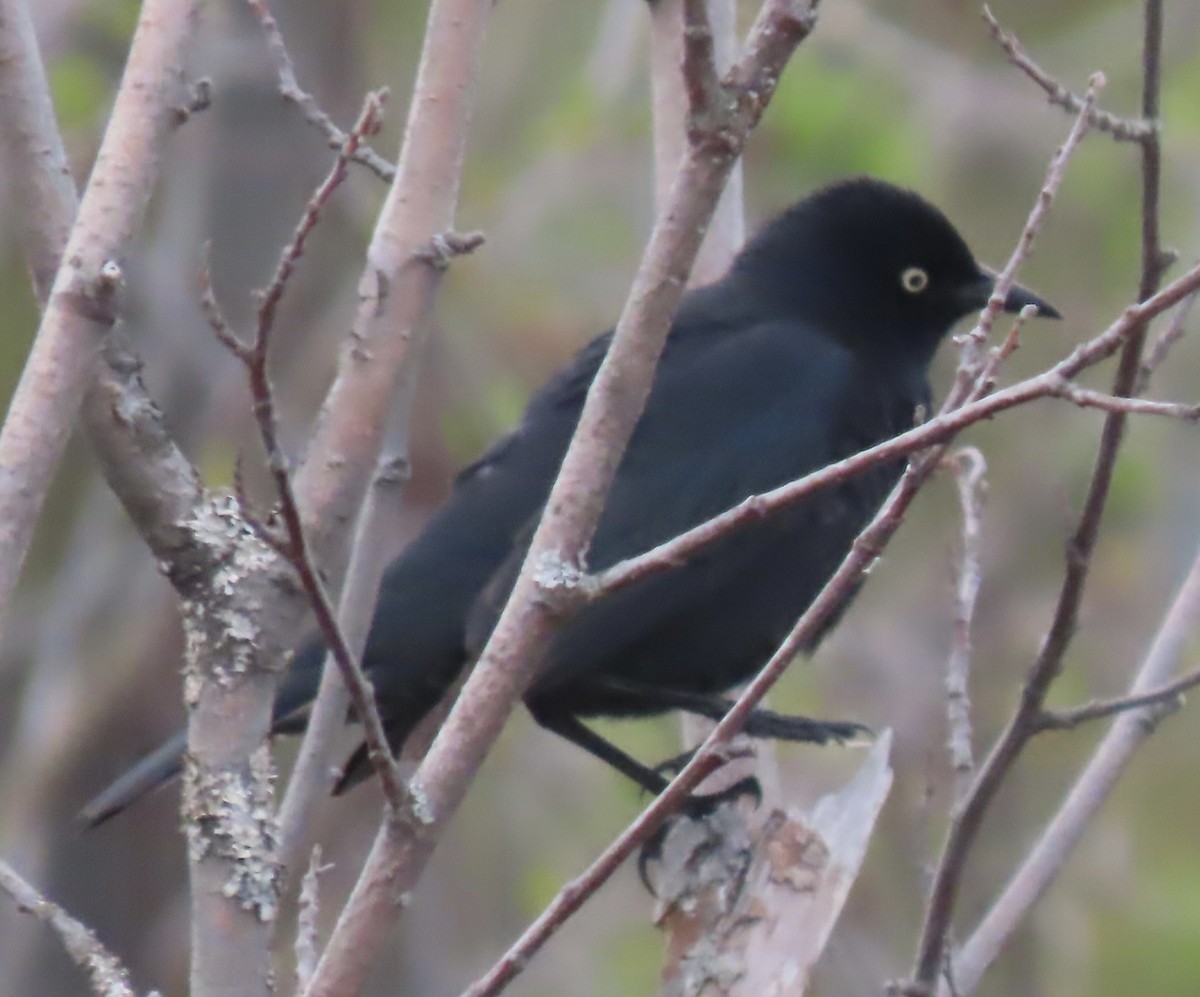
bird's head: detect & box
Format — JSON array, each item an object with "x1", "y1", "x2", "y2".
[{"x1": 733, "y1": 177, "x2": 1059, "y2": 364}]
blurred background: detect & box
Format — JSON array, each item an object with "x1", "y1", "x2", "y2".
[{"x1": 2, "y1": 1, "x2": 1200, "y2": 994}]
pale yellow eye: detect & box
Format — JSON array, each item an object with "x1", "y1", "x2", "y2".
[{"x1": 900, "y1": 266, "x2": 929, "y2": 294}]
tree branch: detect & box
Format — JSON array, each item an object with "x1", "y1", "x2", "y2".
[
  {"x1": 0, "y1": 0, "x2": 202, "y2": 640},
  {"x1": 300, "y1": 4, "x2": 820, "y2": 995},
  {"x1": 945, "y1": 448, "x2": 986, "y2": 803},
  {"x1": 203, "y1": 92, "x2": 409, "y2": 814},
  {"x1": 982, "y1": 5, "x2": 1154, "y2": 143},
  {"x1": 1035, "y1": 666, "x2": 1200, "y2": 731},
  {"x1": 951, "y1": 538, "x2": 1200, "y2": 993},
  {"x1": 0, "y1": 860, "x2": 138, "y2": 997},
  {"x1": 906, "y1": 10, "x2": 1168, "y2": 987},
  {"x1": 246, "y1": 0, "x2": 397, "y2": 181}
]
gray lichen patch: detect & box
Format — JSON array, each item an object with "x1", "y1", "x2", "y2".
[
  {"x1": 183, "y1": 746, "x2": 281, "y2": 922},
  {"x1": 531, "y1": 548, "x2": 587, "y2": 593},
  {"x1": 405, "y1": 779, "x2": 435, "y2": 827},
  {"x1": 175, "y1": 491, "x2": 293, "y2": 694}
]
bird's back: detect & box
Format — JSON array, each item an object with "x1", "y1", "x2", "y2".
[{"x1": 519, "y1": 296, "x2": 931, "y2": 717}]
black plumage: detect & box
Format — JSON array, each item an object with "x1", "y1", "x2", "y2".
[{"x1": 83, "y1": 177, "x2": 1057, "y2": 826}]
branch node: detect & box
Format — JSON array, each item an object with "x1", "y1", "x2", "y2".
[
  {"x1": 413, "y1": 229, "x2": 487, "y2": 269},
  {"x1": 173, "y1": 76, "x2": 213, "y2": 125}
]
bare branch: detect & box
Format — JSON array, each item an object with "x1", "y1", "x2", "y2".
[
  {"x1": 301, "y1": 4, "x2": 820, "y2": 994},
  {"x1": 952, "y1": 72, "x2": 1104, "y2": 396},
  {"x1": 294, "y1": 847, "x2": 329, "y2": 994},
  {"x1": 952, "y1": 536, "x2": 1200, "y2": 993},
  {"x1": 1047, "y1": 380, "x2": 1200, "y2": 421},
  {"x1": 0, "y1": 860, "x2": 138, "y2": 997},
  {"x1": 289, "y1": 0, "x2": 489, "y2": 589},
  {"x1": 1137, "y1": 290, "x2": 1198, "y2": 392},
  {"x1": 0, "y1": 0, "x2": 202, "y2": 640},
  {"x1": 0, "y1": 0, "x2": 77, "y2": 300},
  {"x1": 277, "y1": 456, "x2": 412, "y2": 874},
  {"x1": 648, "y1": 0, "x2": 745, "y2": 286},
  {"x1": 246, "y1": 0, "x2": 396, "y2": 181},
  {"x1": 254, "y1": 92, "x2": 387, "y2": 346},
  {"x1": 907, "y1": 10, "x2": 1169, "y2": 986},
  {"x1": 1035, "y1": 666, "x2": 1200, "y2": 731},
  {"x1": 680, "y1": 0, "x2": 720, "y2": 119},
  {"x1": 982, "y1": 5, "x2": 1153, "y2": 143},
  {"x1": 945, "y1": 449, "x2": 986, "y2": 803},
  {"x1": 208, "y1": 91, "x2": 409, "y2": 812}
]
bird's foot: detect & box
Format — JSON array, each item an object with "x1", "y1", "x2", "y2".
[{"x1": 637, "y1": 775, "x2": 761, "y2": 893}]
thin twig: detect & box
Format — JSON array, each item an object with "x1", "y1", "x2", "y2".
[
  {"x1": 945, "y1": 448, "x2": 985, "y2": 803},
  {"x1": 0, "y1": 860, "x2": 138, "y2": 997},
  {"x1": 277, "y1": 454, "x2": 411, "y2": 875},
  {"x1": 906, "y1": 76, "x2": 1106, "y2": 994},
  {"x1": 205, "y1": 93, "x2": 409, "y2": 814},
  {"x1": 294, "y1": 846, "x2": 329, "y2": 993},
  {"x1": 255, "y1": 92, "x2": 386, "y2": 342},
  {"x1": 1048, "y1": 380, "x2": 1200, "y2": 421},
  {"x1": 1137, "y1": 290, "x2": 1198, "y2": 393},
  {"x1": 953, "y1": 72, "x2": 1105, "y2": 402},
  {"x1": 951, "y1": 534, "x2": 1200, "y2": 993},
  {"x1": 307, "y1": 5, "x2": 821, "y2": 996},
  {"x1": 907, "y1": 6, "x2": 1169, "y2": 988},
  {"x1": 246, "y1": 0, "x2": 396, "y2": 181},
  {"x1": 465, "y1": 67, "x2": 1118, "y2": 996},
  {"x1": 1035, "y1": 666, "x2": 1200, "y2": 731},
  {"x1": 982, "y1": 5, "x2": 1153, "y2": 143}
]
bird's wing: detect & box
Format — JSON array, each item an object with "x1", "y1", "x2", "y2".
[
  {"x1": 464, "y1": 320, "x2": 860, "y2": 655},
  {"x1": 589, "y1": 320, "x2": 856, "y2": 565}
]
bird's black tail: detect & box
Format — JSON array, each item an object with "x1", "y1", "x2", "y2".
[
  {"x1": 79, "y1": 730, "x2": 188, "y2": 828},
  {"x1": 82, "y1": 636, "x2": 330, "y2": 827}
]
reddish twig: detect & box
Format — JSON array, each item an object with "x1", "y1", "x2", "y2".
[
  {"x1": 982, "y1": 5, "x2": 1153, "y2": 144},
  {"x1": 255, "y1": 92, "x2": 386, "y2": 344},
  {"x1": 952, "y1": 536, "x2": 1200, "y2": 992},
  {"x1": 907, "y1": 8, "x2": 1169, "y2": 988},
  {"x1": 203, "y1": 92, "x2": 408, "y2": 814},
  {"x1": 276, "y1": 454, "x2": 414, "y2": 876},
  {"x1": 246, "y1": 0, "x2": 396, "y2": 181},
  {"x1": 1035, "y1": 665, "x2": 1200, "y2": 731},
  {"x1": 306, "y1": 5, "x2": 821, "y2": 996}
]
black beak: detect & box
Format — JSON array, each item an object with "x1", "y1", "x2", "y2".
[{"x1": 963, "y1": 267, "x2": 1060, "y2": 319}]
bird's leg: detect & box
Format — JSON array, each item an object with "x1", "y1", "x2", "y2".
[
  {"x1": 528, "y1": 704, "x2": 761, "y2": 893},
  {"x1": 528, "y1": 706, "x2": 672, "y2": 795}
]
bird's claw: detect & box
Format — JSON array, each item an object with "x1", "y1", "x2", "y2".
[{"x1": 636, "y1": 775, "x2": 762, "y2": 894}]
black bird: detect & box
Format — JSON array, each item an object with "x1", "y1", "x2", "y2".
[{"x1": 82, "y1": 177, "x2": 1057, "y2": 826}]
